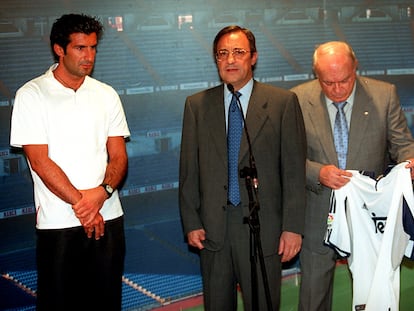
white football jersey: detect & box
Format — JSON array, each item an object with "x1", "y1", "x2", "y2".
[{"x1": 324, "y1": 161, "x2": 414, "y2": 310}]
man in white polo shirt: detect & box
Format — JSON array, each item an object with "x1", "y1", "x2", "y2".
[{"x1": 10, "y1": 13, "x2": 130, "y2": 311}]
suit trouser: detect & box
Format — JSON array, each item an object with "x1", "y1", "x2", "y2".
[
  {"x1": 298, "y1": 245, "x2": 337, "y2": 311},
  {"x1": 200, "y1": 206, "x2": 281, "y2": 311}
]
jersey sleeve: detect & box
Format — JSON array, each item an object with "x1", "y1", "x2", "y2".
[{"x1": 403, "y1": 197, "x2": 414, "y2": 260}]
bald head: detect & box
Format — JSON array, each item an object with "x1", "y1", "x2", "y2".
[
  {"x1": 312, "y1": 41, "x2": 358, "y2": 103},
  {"x1": 313, "y1": 41, "x2": 357, "y2": 73}
]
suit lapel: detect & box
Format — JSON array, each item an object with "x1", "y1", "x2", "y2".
[
  {"x1": 347, "y1": 79, "x2": 372, "y2": 166},
  {"x1": 239, "y1": 83, "x2": 266, "y2": 163},
  {"x1": 307, "y1": 92, "x2": 339, "y2": 165},
  {"x1": 204, "y1": 86, "x2": 228, "y2": 166}
]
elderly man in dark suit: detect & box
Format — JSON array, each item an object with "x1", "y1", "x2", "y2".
[
  {"x1": 291, "y1": 41, "x2": 414, "y2": 311},
  {"x1": 179, "y1": 25, "x2": 307, "y2": 310}
]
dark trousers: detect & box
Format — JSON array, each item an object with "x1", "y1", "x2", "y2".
[
  {"x1": 298, "y1": 246, "x2": 337, "y2": 311},
  {"x1": 200, "y1": 207, "x2": 281, "y2": 311},
  {"x1": 36, "y1": 216, "x2": 125, "y2": 311}
]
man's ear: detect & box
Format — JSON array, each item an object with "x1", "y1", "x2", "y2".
[
  {"x1": 251, "y1": 51, "x2": 258, "y2": 67},
  {"x1": 53, "y1": 43, "x2": 64, "y2": 58}
]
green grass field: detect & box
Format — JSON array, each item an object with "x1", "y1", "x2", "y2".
[{"x1": 186, "y1": 258, "x2": 414, "y2": 310}]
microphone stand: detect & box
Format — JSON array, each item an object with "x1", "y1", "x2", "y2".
[{"x1": 228, "y1": 84, "x2": 272, "y2": 311}]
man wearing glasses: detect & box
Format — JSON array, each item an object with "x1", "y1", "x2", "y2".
[{"x1": 179, "y1": 25, "x2": 307, "y2": 310}]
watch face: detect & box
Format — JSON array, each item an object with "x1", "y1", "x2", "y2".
[{"x1": 106, "y1": 184, "x2": 114, "y2": 193}]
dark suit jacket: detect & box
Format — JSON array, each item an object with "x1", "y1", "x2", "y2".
[
  {"x1": 291, "y1": 76, "x2": 414, "y2": 253},
  {"x1": 179, "y1": 80, "x2": 307, "y2": 256}
]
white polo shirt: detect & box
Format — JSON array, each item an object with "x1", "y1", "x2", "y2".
[{"x1": 10, "y1": 64, "x2": 130, "y2": 229}]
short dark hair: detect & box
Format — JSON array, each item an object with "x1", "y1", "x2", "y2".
[
  {"x1": 212, "y1": 25, "x2": 257, "y2": 57},
  {"x1": 50, "y1": 13, "x2": 103, "y2": 62}
]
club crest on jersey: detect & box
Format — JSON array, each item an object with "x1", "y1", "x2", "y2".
[{"x1": 327, "y1": 213, "x2": 334, "y2": 228}]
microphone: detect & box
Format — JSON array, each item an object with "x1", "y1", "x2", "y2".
[{"x1": 227, "y1": 83, "x2": 259, "y2": 189}]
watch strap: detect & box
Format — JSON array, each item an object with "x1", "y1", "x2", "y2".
[{"x1": 101, "y1": 183, "x2": 114, "y2": 198}]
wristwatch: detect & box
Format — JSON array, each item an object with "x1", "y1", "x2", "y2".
[{"x1": 101, "y1": 183, "x2": 114, "y2": 198}]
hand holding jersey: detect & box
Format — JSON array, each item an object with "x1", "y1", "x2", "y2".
[
  {"x1": 319, "y1": 164, "x2": 352, "y2": 190},
  {"x1": 325, "y1": 162, "x2": 414, "y2": 310}
]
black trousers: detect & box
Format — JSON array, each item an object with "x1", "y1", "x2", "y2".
[{"x1": 36, "y1": 216, "x2": 125, "y2": 311}]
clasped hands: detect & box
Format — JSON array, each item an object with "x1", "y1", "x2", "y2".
[{"x1": 72, "y1": 186, "x2": 106, "y2": 240}]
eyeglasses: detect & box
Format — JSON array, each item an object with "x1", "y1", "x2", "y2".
[{"x1": 216, "y1": 48, "x2": 251, "y2": 61}]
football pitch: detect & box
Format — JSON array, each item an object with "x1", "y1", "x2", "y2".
[{"x1": 186, "y1": 259, "x2": 414, "y2": 310}]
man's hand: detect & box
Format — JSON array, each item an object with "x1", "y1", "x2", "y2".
[
  {"x1": 278, "y1": 231, "x2": 302, "y2": 262},
  {"x1": 319, "y1": 164, "x2": 352, "y2": 189},
  {"x1": 83, "y1": 214, "x2": 105, "y2": 240},
  {"x1": 72, "y1": 186, "x2": 107, "y2": 239},
  {"x1": 187, "y1": 229, "x2": 206, "y2": 250},
  {"x1": 404, "y1": 159, "x2": 414, "y2": 179}
]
